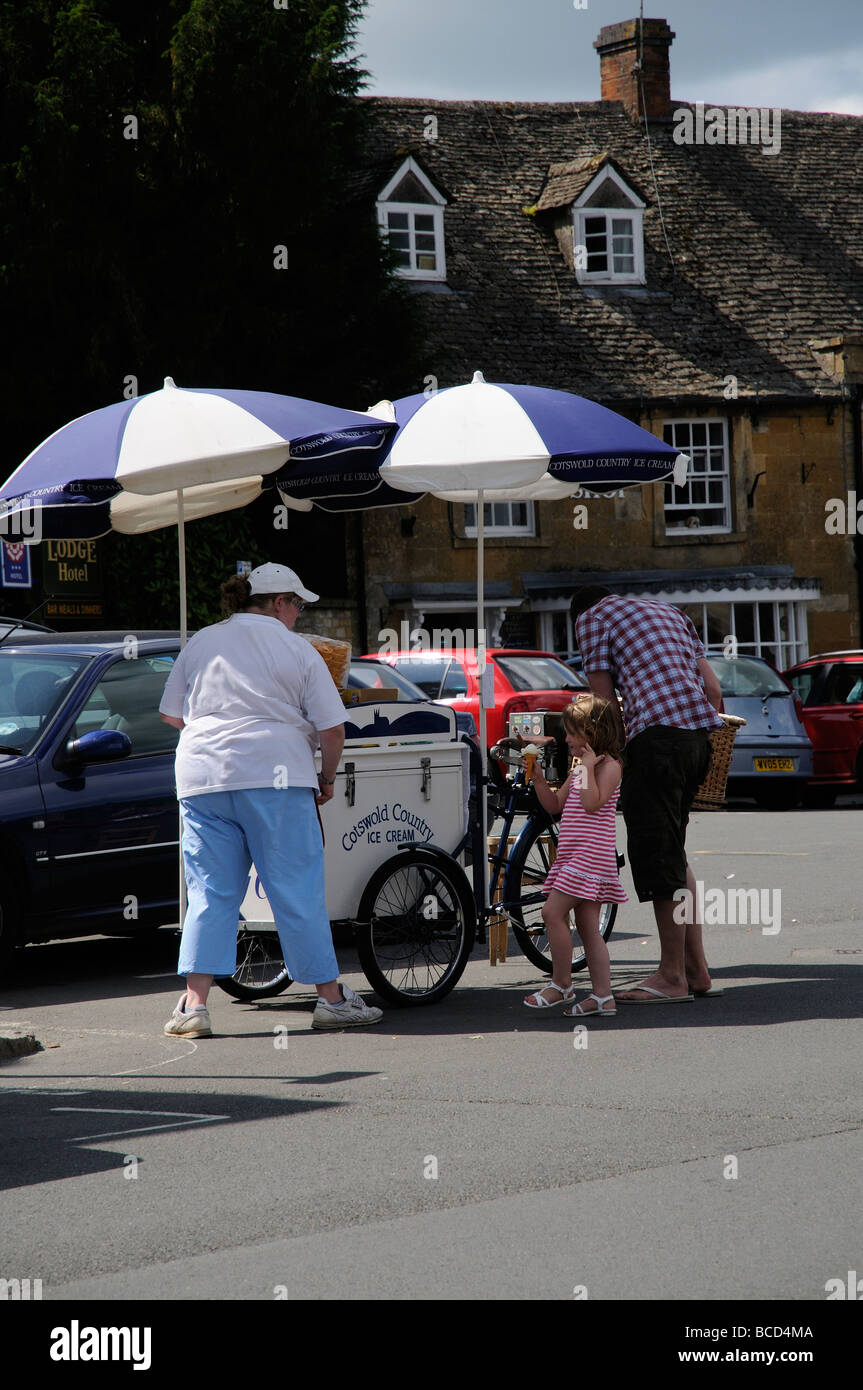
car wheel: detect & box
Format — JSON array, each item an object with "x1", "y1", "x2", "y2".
[{"x1": 753, "y1": 784, "x2": 803, "y2": 811}]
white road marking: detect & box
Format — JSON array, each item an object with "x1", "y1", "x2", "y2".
[{"x1": 52, "y1": 1106, "x2": 230, "y2": 1142}]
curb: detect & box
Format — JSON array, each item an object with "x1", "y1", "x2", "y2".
[{"x1": 0, "y1": 1033, "x2": 44, "y2": 1061}]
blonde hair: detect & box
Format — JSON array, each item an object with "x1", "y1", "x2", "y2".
[{"x1": 562, "y1": 692, "x2": 623, "y2": 760}]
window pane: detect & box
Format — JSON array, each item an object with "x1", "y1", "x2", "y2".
[
  {"x1": 732, "y1": 605, "x2": 755, "y2": 648},
  {"x1": 415, "y1": 233, "x2": 436, "y2": 250},
  {"x1": 704, "y1": 604, "x2": 731, "y2": 649},
  {"x1": 86, "y1": 658, "x2": 179, "y2": 755},
  {"x1": 388, "y1": 232, "x2": 410, "y2": 250},
  {"x1": 416, "y1": 253, "x2": 437, "y2": 270},
  {"x1": 441, "y1": 663, "x2": 469, "y2": 696},
  {"x1": 414, "y1": 214, "x2": 434, "y2": 231},
  {"x1": 678, "y1": 604, "x2": 705, "y2": 643},
  {"x1": 387, "y1": 212, "x2": 408, "y2": 229}
]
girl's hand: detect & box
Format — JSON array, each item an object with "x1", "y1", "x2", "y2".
[{"x1": 579, "y1": 745, "x2": 598, "y2": 772}]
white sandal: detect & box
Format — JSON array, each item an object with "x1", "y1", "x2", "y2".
[
  {"x1": 523, "y1": 981, "x2": 576, "y2": 1009},
  {"x1": 563, "y1": 992, "x2": 617, "y2": 1018}
]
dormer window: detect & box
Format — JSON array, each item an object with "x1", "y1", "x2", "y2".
[
  {"x1": 377, "y1": 157, "x2": 447, "y2": 281},
  {"x1": 572, "y1": 164, "x2": 645, "y2": 285}
]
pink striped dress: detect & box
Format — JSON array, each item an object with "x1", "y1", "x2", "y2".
[{"x1": 542, "y1": 759, "x2": 628, "y2": 903}]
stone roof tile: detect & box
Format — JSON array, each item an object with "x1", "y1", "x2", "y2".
[{"x1": 361, "y1": 97, "x2": 863, "y2": 402}]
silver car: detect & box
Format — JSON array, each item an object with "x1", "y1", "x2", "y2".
[{"x1": 706, "y1": 655, "x2": 813, "y2": 810}]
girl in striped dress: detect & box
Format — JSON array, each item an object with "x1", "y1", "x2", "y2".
[{"x1": 523, "y1": 694, "x2": 627, "y2": 1019}]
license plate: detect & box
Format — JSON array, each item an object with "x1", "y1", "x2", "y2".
[{"x1": 754, "y1": 757, "x2": 795, "y2": 771}]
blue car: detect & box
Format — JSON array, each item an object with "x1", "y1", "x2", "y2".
[
  {"x1": 0, "y1": 632, "x2": 182, "y2": 964},
  {"x1": 706, "y1": 654, "x2": 813, "y2": 810}
]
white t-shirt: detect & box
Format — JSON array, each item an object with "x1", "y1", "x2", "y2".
[{"x1": 159, "y1": 613, "x2": 346, "y2": 799}]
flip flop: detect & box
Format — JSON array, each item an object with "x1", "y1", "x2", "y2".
[
  {"x1": 693, "y1": 987, "x2": 725, "y2": 997},
  {"x1": 614, "y1": 985, "x2": 694, "y2": 1005}
]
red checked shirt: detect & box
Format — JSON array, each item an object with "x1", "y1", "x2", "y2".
[{"x1": 575, "y1": 595, "x2": 723, "y2": 742}]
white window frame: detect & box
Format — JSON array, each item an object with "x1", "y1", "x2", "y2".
[
  {"x1": 663, "y1": 418, "x2": 732, "y2": 534},
  {"x1": 463, "y1": 500, "x2": 536, "y2": 538},
  {"x1": 690, "y1": 599, "x2": 809, "y2": 669},
  {"x1": 573, "y1": 165, "x2": 645, "y2": 286},
  {"x1": 376, "y1": 156, "x2": 447, "y2": 282}
]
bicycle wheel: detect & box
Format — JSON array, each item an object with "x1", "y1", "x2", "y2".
[
  {"x1": 355, "y1": 848, "x2": 476, "y2": 1006},
  {"x1": 503, "y1": 816, "x2": 618, "y2": 974},
  {"x1": 216, "y1": 924, "x2": 294, "y2": 1000}
]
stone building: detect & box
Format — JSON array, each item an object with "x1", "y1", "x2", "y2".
[{"x1": 344, "y1": 14, "x2": 863, "y2": 666}]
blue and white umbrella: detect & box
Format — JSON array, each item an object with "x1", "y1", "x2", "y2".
[
  {"x1": 0, "y1": 376, "x2": 396, "y2": 638},
  {"x1": 376, "y1": 372, "x2": 688, "y2": 499},
  {"x1": 276, "y1": 371, "x2": 690, "y2": 909}
]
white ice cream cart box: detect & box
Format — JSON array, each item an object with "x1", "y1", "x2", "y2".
[{"x1": 240, "y1": 702, "x2": 470, "y2": 926}]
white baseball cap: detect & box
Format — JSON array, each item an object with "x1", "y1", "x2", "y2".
[{"x1": 247, "y1": 563, "x2": 319, "y2": 603}]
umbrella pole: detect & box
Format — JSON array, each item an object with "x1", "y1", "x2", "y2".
[
  {"x1": 177, "y1": 489, "x2": 188, "y2": 649},
  {"x1": 476, "y1": 490, "x2": 490, "y2": 917},
  {"x1": 176, "y1": 490, "x2": 187, "y2": 932}
]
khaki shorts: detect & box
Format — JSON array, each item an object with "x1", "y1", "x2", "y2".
[{"x1": 619, "y1": 726, "x2": 711, "y2": 903}]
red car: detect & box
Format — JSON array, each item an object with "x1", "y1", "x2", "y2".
[
  {"x1": 362, "y1": 647, "x2": 588, "y2": 752},
  {"x1": 783, "y1": 650, "x2": 863, "y2": 805}
]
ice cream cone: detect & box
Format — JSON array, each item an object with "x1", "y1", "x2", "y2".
[{"x1": 522, "y1": 744, "x2": 540, "y2": 780}]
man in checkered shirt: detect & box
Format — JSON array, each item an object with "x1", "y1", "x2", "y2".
[{"x1": 572, "y1": 586, "x2": 723, "y2": 1005}]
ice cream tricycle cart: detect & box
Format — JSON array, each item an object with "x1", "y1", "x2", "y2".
[{"x1": 215, "y1": 696, "x2": 621, "y2": 1007}]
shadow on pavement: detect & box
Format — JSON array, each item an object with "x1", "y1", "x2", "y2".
[{"x1": 0, "y1": 1086, "x2": 342, "y2": 1192}]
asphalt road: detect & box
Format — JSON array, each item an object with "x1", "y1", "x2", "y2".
[{"x1": 1, "y1": 799, "x2": 861, "y2": 1312}]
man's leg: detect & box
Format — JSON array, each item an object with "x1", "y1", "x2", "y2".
[{"x1": 616, "y1": 729, "x2": 710, "y2": 1002}]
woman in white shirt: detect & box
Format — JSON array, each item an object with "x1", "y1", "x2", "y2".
[{"x1": 159, "y1": 562, "x2": 382, "y2": 1035}]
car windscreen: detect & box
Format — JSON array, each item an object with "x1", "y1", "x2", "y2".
[
  {"x1": 348, "y1": 661, "x2": 427, "y2": 702},
  {"x1": 0, "y1": 651, "x2": 89, "y2": 754},
  {"x1": 389, "y1": 657, "x2": 469, "y2": 699},
  {"x1": 707, "y1": 656, "x2": 791, "y2": 697},
  {"x1": 494, "y1": 654, "x2": 585, "y2": 693}
]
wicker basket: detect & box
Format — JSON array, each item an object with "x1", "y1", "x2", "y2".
[{"x1": 691, "y1": 714, "x2": 746, "y2": 811}]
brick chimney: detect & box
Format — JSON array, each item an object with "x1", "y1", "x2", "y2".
[{"x1": 594, "y1": 17, "x2": 675, "y2": 121}]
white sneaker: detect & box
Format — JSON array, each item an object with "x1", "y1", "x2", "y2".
[
  {"x1": 312, "y1": 984, "x2": 383, "y2": 1030},
  {"x1": 164, "y1": 994, "x2": 213, "y2": 1037}
]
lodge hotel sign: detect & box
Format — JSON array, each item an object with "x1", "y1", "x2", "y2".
[{"x1": 43, "y1": 539, "x2": 104, "y2": 622}]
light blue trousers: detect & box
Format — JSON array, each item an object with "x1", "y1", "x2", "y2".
[{"x1": 177, "y1": 787, "x2": 339, "y2": 984}]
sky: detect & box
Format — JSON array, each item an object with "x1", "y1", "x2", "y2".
[{"x1": 354, "y1": 0, "x2": 863, "y2": 114}]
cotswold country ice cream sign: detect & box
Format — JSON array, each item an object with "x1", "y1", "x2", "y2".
[{"x1": 341, "y1": 803, "x2": 433, "y2": 852}]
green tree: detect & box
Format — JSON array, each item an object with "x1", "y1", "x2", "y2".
[{"x1": 0, "y1": 0, "x2": 424, "y2": 628}]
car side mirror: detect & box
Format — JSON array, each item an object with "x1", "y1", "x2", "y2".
[{"x1": 61, "y1": 728, "x2": 132, "y2": 767}]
